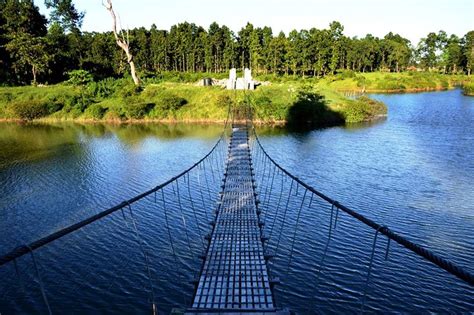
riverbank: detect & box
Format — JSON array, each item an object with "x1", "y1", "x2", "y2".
[
  {"x1": 312, "y1": 71, "x2": 470, "y2": 93},
  {"x1": 463, "y1": 82, "x2": 474, "y2": 96},
  {"x1": 1, "y1": 72, "x2": 471, "y2": 125},
  {"x1": 0, "y1": 80, "x2": 386, "y2": 127}
]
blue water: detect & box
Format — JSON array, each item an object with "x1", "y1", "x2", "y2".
[
  {"x1": 0, "y1": 90, "x2": 473, "y2": 313},
  {"x1": 255, "y1": 89, "x2": 474, "y2": 312}
]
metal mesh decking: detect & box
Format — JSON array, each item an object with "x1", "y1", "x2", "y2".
[{"x1": 189, "y1": 125, "x2": 275, "y2": 312}]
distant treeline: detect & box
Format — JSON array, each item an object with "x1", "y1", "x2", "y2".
[{"x1": 0, "y1": 0, "x2": 473, "y2": 85}]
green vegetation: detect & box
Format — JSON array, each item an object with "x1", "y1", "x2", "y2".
[
  {"x1": 0, "y1": 76, "x2": 388, "y2": 126},
  {"x1": 316, "y1": 71, "x2": 468, "y2": 92},
  {"x1": 0, "y1": 0, "x2": 471, "y2": 126},
  {"x1": 463, "y1": 82, "x2": 474, "y2": 96},
  {"x1": 0, "y1": 0, "x2": 473, "y2": 86}
]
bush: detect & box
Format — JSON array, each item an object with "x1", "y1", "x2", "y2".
[
  {"x1": 115, "y1": 82, "x2": 142, "y2": 98},
  {"x1": 87, "y1": 78, "x2": 118, "y2": 98},
  {"x1": 0, "y1": 92, "x2": 13, "y2": 103},
  {"x1": 156, "y1": 94, "x2": 187, "y2": 110},
  {"x1": 122, "y1": 101, "x2": 155, "y2": 119},
  {"x1": 67, "y1": 70, "x2": 94, "y2": 86},
  {"x1": 103, "y1": 107, "x2": 124, "y2": 121},
  {"x1": 336, "y1": 69, "x2": 356, "y2": 79},
  {"x1": 355, "y1": 75, "x2": 367, "y2": 88},
  {"x1": 9, "y1": 100, "x2": 49, "y2": 120},
  {"x1": 44, "y1": 95, "x2": 65, "y2": 114},
  {"x1": 215, "y1": 94, "x2": 235, "y2": 109},
  {"x1": 85, "y1": 104, "x2": 107, "y2": 119},
  {"x1": 343, "y1": 96, "x2": 387, "y2": 123},
  {"x1": 463, "y1": 82, "x2": 474, "y2": 95}
]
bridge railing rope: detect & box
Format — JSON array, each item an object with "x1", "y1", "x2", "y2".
[
  {"x1": 0, "y1": 110, "x2": 232, "y2": 314},
  {"x1": 0, "y1": 134, "x2": 229, "y2": 268},
  {"x1": 250, "y1": 127, "x2": 474, "y2": 286},
  {"x1": 248, "y1": 123, "x2": 473, "y2": 313}
]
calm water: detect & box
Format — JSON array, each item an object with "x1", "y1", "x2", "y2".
[{"x1": 0, "y1": 90, "x2": 473, "y2": 313}]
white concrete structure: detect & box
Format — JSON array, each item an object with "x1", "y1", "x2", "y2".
[{"x1": 227, "y1": 68, "x2": 255, "y2": 90}]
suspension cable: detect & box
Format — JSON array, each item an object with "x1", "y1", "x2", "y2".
[
  {"x1": 251, "y1": 126, "x2": 474, "y2": 286},
  {"x1": 0, "y1": 105, "x2": 232, "y2": 267}
]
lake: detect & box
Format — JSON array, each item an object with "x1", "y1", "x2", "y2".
[{"x1": 0, "y1": 90, "x2": 473, "y2": 313}]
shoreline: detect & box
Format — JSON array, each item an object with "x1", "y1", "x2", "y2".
[
  {"x1": 0, "y1": 117, "x2": 288, "y2": 125},
  {"x1": 336, "y1": 86, "x2": 458, "y2": 94}
]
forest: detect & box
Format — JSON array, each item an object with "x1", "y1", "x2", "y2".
[{"x1": 0, "y1": 0, "x2": 473, "y2": 86}]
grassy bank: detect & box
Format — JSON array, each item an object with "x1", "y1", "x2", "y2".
[
  {"x1": 0, "y1": 78, "x2": 387, "y2": 127},
  {"x1": 3, "y1": 70, "x2": 471, "y2": 126},
  {"x1": 299, "y1": 71, "x2": 468, "y2": 93},
  {"x1": 462, "y1": 82, "x2": 474, "y2": 96}
]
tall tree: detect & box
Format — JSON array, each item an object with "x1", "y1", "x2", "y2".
[
  {"x1": 329, "y1": 21, "x2": 344, "y2": 74},
  {"x1": 1, "y1": 0, "x2": 49, "y2": 84},
  {"x1": 5, "y1": 32, "x2": 50, "y2": 84},
  {"x1": 44, "y1": 0, "x2": 84, "y2": 32},
  {"x1": 441, "y1": 34, "x2": 462, "y2": 73},
  {"x1": 463, "y1": 31, "x2": 474, "y2": 75}
]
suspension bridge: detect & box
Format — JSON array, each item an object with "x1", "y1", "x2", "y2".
[{"x1": 0, "y1": 109, "x2": 473, "y2": 314}]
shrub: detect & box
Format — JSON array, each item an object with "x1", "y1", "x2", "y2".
[
  {"x1": 355, "y1": 75, "x2": 367, "y2": 88},
  {"x1": 103, "y1": 107, "x2": 124, "y2": 121},
  {"x1": 86, "y1": 78, "x2": 119, "y2": 98},
  {"x1": 44, "y1": 95, "x2": 65, "y2": 114},
  {"x1": 122, "y1": 101, "x2": 155, "y2": 119},
  {"x1": 116, "y1": 82, "x2": 143, "y2": 98},
  {"x1": 463, "y1": 82, "x2": 474, "y2": 95},
  {"x1": 156, "y1": 94, "x2": 187, "y2": 110},
  {"x1": 70, "y1": 104, "x2": 86, "y2": 118},
  {"x1": 343, "y1": 96, "x2": 387, "y2": 123},
  {"x1": 85, "y1": 104, "x2": 107, "y2": 119},
  {"x1": 336, "y1": 69, "x2": 356, "y2": 79},
  {"x1": 8, "y1": 100, "x2": 49, "y2": 120},
  {"x1": 67, "y1": 70, "x2": 94, "y2": 86},
  {"x1": 0, "y1": 92, "x2": 13, "y2": 103},
  {"x1": 215, "y1": 94, "x2": 235, "y2": 109}
]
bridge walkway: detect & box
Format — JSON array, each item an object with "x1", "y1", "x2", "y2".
[{"x1": 187, "y1": 125, "x2": 282, "y2": 314}]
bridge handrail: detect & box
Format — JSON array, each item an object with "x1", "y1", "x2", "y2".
[
  {"x1": 251, "y1": 126, "x2": 474, "y2": 286},
  {"x1": 0, "y1": 110, "x2": 232, "y2": 267}
]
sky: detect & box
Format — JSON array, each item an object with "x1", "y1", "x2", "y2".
[{"x1": 36, "y1": 0, "x2": 474, "y2": 45}]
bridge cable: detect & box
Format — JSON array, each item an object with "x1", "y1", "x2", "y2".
[
  {"x1": 186, "y1": 173, "x2": 206, "y2": 250},
  {"x1": 201, "y1": 162, "x2": 213, "y2": 202},
  {"x1": 26, "y1": 245, "x2": 52, "y2": 315},
  {"x1": 161, "y1": 189, "x2": 188, "y2": 307},
  {"x1": 261, "y1": 164, "x2": 278, "y2": 226},
  {"x1": 267, "y1": 168, "x2": 286, "y2": 243},
  {"x1": 175, "y1": 181, "x2": 193, "y2": 253},
  {"x1": 360, "y1": 226, "x2": 389, "y2": 314},
  {"x1": 196, "y1": 165, "x2": 210, "y2": 223},
  {"x1": 250, "y1": 125, "x2": 474, "y2": 286},
  {"x1": 273, "y1": 179, "x2": 295, "y2": 261},
  {"x1": 124, "y1": 202, "x2": 157, "y2": 314},
  {"x1": 286, "y1": 190, "x2": 310, "y2": 275},
  {"x1": 313, "y1": 202, "x2": 339, "y2": 295},
  {"x1": 0, "y1": 127, "x2": 228, "y2": 267}
]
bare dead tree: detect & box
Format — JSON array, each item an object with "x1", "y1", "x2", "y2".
[{"x1": 103, "y1": 0, "x2": 140, "y2": 86}]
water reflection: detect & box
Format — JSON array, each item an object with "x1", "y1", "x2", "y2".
[{"x1": 0, "y1": 122, "x2": 223, "y2": 169}]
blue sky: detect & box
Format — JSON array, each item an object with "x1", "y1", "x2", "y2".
[{"x1": 36, "y1": 0, "x2": 473, "y2": 45}]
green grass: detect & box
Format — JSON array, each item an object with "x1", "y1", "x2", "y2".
[
  {"x1": 0, "y1": 72, "x2": 399, "y2": 126},
  {"x1": 462, "y1": 81, "x2": 474, "y2": 96},
  {"x1": 316, "y1": 71, "x2": 468, "y2": 92}
]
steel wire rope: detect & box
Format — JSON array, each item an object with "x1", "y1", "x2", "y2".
[{"x1": 250, "y1": 124, "x2": 474, "y2": 286}]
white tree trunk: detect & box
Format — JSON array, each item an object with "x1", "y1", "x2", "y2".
[{"x1": 103, "y1": 0, "x2": 140, "y2": 86}]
